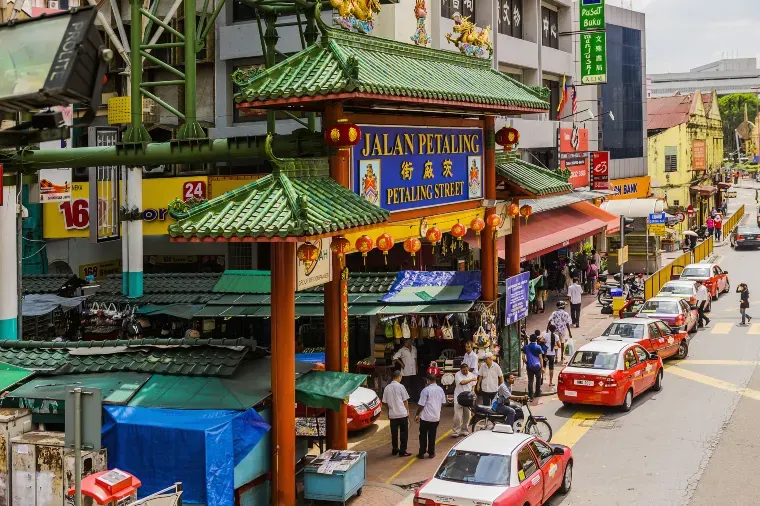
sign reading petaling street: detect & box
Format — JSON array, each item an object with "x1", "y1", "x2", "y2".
[
  {"x1": 581, "y1": 31, "x2": 607, "y2": 84},
  {"x1": 352, "y1": 125, "x2": 484, "y2": 212},
  {"x1": 579, "y1": 0, "x2": 605, "y2": 31}
]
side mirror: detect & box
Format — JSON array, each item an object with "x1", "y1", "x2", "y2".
[
  {"x1": 649, "y1": 352, "x2": 659, "y2": 361},
  {"x1": 723, "y1": 271, "x2": 728, "y2": 275},
  {"x1": 553, "y1": 446, "x2": 565, "y2": 456}
]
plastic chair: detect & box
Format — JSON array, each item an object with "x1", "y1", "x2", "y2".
[{"x1": 440, "y1": 349, "x2": 456, "y2": 360}]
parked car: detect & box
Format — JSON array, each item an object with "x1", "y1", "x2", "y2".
[
  {"x1": 295, "y1": 386, "x2": 381, "y2": 432},
  {"x1": 635, "y1": 296, "x2": 699, "y2": 334},
  {"x1": 657, "y1": 280, "x2": 698, "y2": 307},
  {"x1": 674, "y1": 263, "x2": 730, "y2": 301},
  {"x1": 730, "y1": 225, "x2": 760, "y2": 249},
  {"x1": 414, "y1": 428, "x2": 573, "y2": 506},
  {"x1": 557, "y1": 339, "x2": 663, "y2": 411},
  {"x1": 597, "y1": 317, "x2": 689, "y2": 360}
]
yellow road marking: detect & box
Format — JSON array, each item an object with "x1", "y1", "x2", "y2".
[
  {"x1": 749, "y1": 323, "x2": 760, "y2": 335},
  {"x1": 667, "y1": 366, "x2": 760, "y2": 401},
  {"x1": 551, "y1": 411, "x2": 602, "y2": 448},
  {"x1": 384, "y1": 429, "x2": 452, "y2": 484},
  {"x1": 711, "y1": 322, "x2": 734, "y2": 334}
]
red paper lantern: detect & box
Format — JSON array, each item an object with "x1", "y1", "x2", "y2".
[
  {"x1": 377, "y1": 233, "x2": 394, "y2": 264},
  {"x1": 519, "y1": 204, "x2": 533, "y2": 223},
  {"x1": 495, "y1": 127, "x2": 520, "y2": 148},
  {"x1": 508, "y1": 203, "x2": 520, "y2": 218},
  {"x1": 403, "y1": 237, "x2": 422, "y2": 265},
  {"x1": 355, "y1": 235, "x2": 374, "y2": 266},
  {"x1": 324, "y1": 119, "x2": 361, "y2": 149},
  {"x1": 330, "y1": 237, "x2": 351, "y2": 267},
  {"x1": 297, "y1": 242, "x2": 319, "y2": 265},
  {"x1": 451, "y1": 222, "x2": 467, "y2": 240},
  {"x1": 425, "y1": 227, "x2": 442, "y2": 244},
  {"x1": 486, "y1": 213, "x2": 503, "y2": 229},
  {"x1": 470, "y1": 217, "x2": 485, "y2": 236}
]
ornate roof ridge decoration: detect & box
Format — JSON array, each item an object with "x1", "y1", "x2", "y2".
[
  {"x1": 495, "y1": 151, "x2": 573, "y2": 196},
  {"x1": 168, "y1": 135, "x2": 389, "y2": 241},
  {"x1": 445, "y1": 13, "x2": 493, "y2": 58}
]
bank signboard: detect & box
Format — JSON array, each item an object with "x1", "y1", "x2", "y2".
[{"x1": 352, "y1": 125, "x2": 484, "y2": 213}]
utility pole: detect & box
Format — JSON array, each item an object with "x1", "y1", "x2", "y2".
[{"x1": 620, "y1": 215, "x2": 625, "y2": 280}]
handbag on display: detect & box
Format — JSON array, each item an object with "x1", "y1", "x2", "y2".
[
  {"x1": 473, "y1": 325, "x2": 490, "y2": 348},
  {"x1": 402, "y1": 318, "x2": 411, "y2": 339},
  {"x1": 435, "y1": 319, "x2": 443, "y2": 340},
  {"x1": 385, "y1": 320, "x2": 394, "y2": 338},
  {"x1": 393, "y1": 319, "x2": 403, "y2": 339},
  {"x1": 441, "y1": 318, "x2": 454, "y2": 340},
  {"x1": 427, "y1": 317, "x2": 435, "y2": 338},
  {"x1": 410, "y1": 316, "x2": 419, "y2": 338}
]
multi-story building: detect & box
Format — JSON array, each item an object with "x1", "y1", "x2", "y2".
[{"x1": 649, "y1": 58, "x2": 760, "y2": 98}]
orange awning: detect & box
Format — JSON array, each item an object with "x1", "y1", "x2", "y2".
[{"x1": 571, "y1": 201, "x2": 620, "y2": 234}]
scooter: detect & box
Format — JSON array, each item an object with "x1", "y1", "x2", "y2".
[{"x1": 469, "y1": 398, "x2": 553, "y2": 441}]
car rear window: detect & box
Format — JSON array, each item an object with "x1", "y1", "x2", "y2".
[
  {"x1": 660, "y1": 284, "x2": 693, "y2": 295},
  {"x1": 602, "y1": 323, "x2": 645, "y2": 339},
  {"x1": 435, "y1": 450, "x2": 510, "y2": 486},
  {"x1": 681, "y1": 267, "x2": 710, "y2": 278},
  {"x1": 640, "y1": 300, "x2": 679, "y2": 314},
  {"x1": 569, "y1": 350, "x2": 619, "y2": 370},
  {"x1": 737, "y1": 227, "x2": 760, "y2": 235}
]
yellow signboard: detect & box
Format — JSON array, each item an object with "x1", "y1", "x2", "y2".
[
  {"x1": 648, "y1": 224, "x2": 666, "y2": 237},
  {"x1": 43, "y1": 176, "x2": 209, "y2": 239},
  {"x1": 618, "y1": 245, "x2": 629, "y2": 265},
  {"x1": 608, "y1": 176, "x2": 651, "y2": 200},
  {"x1": 79, "y1": 260, "x2": 122, "y2": 280}
]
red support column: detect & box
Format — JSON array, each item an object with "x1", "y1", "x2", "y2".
[
  {"x1": 481, "y1": 116, "x2": 497, "y2": 301},
  {"x1": 271, "y1": 242, "x2": 296, "y2": 506},
  {"x1": 324, "y1": 101, "x2": 349, "y2": 450}
]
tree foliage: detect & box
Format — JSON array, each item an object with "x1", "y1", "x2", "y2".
[{"x1": 718, "y1": 93, "x2": 760, "y2": 154}]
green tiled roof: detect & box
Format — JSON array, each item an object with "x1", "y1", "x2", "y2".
[
  {"x1": 213, "y1": 270, "x2": 271, "y2": 294},
  {"x1": 0, "y1": 338, "x2": 253, "y2": 377},
  {"x1": 233, "y1": 26, "x2": 549, "y2": 113},
  {"x1": 90, "y1": 273, "x2": 223, "y2": 305},
  {"x1": 22, "y1": 275, "x2": 79, "y2": 295},
  {"x1": 168, "y1": 138, "x2": 389, "y2": 240},
  {"x1": 495, "y1": 151, "x2": 573, "y2": 196}
]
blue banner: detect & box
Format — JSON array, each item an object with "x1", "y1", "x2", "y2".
[
  {"x1": 505, "y1": 272, "x2": 531, "y2": 325},
  {"x1": 352, "y1": 125, "x2": 484, "y2": 212}
]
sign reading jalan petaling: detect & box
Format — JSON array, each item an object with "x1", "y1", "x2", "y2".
[{"x1": 352, "y1": 125, "x2": 484, "y2": 213}]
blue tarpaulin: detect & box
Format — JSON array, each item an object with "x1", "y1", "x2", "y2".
[
  {"x1": 102, "y1": 406, "x2": 270, "y2": 506},
  {"x1": 296, "y1": 352, "x2": 325, "y2": 364},
  {"x1": 381, "y1": 270, "x2": 482, "y2": 303}
]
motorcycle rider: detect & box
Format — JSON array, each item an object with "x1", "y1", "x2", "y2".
[{"x1": 494, "y1": 373, "x2": 529, "y2": 427}]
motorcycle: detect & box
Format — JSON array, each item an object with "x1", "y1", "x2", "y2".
[
  {"x1": 469, "y1": 398, "x2": 553, "y2": 441},
  {"x1": 597, "y1": 273, "x2": 644, "y2": 306}
]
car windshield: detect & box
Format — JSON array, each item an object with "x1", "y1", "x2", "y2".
[
  {"x1": 640, "y1": 300, "x2": 679, "y2": 314},
  {"x1": 602, "y1": 323, "x2": 645, "y2": 339},
  {"x1": 681, "y1": 267, "x2": 710, "y2": 278},
  {"x1": 659, "y1": 284, "x2": 693, "y2": 295},
  {"x1": 435, "y1": 450, "x2": 510, "y2": 486},
  {"x1": 569, "y1": 350, "x2": 619, "y2": 369}
]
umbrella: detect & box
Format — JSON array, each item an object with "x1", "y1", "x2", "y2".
[{"x1": 683, "y1": 230, "x2": 698, "y2": 237}]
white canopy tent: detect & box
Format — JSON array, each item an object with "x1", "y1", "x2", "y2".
[{"x1": 601, "y1": 199, "x2": 665, "y2": 218}]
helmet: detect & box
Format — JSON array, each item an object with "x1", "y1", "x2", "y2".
[{"x1": 457, "y1": 391, "x2": 476, "y2": 407}]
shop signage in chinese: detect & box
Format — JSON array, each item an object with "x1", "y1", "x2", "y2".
[
  {"x1": 557, "y1": 126, "x2": 589, "y2": 188},
  {"x1": 591, "y1": 151, "x2": 610, "y2": 190},
  {"x1": 579, "y1": 0, "x2": 605, "y2": 31},
  {"x1": 341, "y1": 268, "x2": 349, "y2": 373},
  {"x1": 352, "y1": 125, "x2": 484, "y2": 213},
  {"x1": 505, "y1": 271, "x2": 530, "y2": 325},
  {"x1": 296, "y1": 238, "x2": 332, "y2": 291},
  {"x1": 692, "y1": 139, "x2": 706, "y2": 170},
  {"x1": 39, "y1": 168, "x2": 73, "y2": 202},
  {"x1": 580, "y1": 31, "x2": 607, "y2": 84}
]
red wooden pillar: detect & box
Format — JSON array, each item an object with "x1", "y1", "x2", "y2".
[
  {"x1": 270, "y1": 241, "x2": 296, "y2": 506},
  {"x1": 324, "y1": 101, "x2": 349, "y2": 450},
  {"x1": 481, "y1": 116, "x2": 497, "y2": 301}
]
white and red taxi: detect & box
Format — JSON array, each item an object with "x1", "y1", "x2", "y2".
[
  {"x1": 346, "y1": 387, "x2": 382, "y2": 431},
  {"x1": 596, "y1": 317, "x2": 690, "y2": 360},
  {"x1": 414, "y1": 427, "x2": 572, "y2": 506},
  {"x1": 558, "y1": 339, "x2": 663, "y2": 412}
]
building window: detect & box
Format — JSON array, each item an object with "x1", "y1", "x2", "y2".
[
  {"x1": 233, "y1": 1, "x2": 258, "y2": 22},
  {"x1": 543, "y1": 79, "x2": 560, "y2": 117},
  {"x1": 541, "y1": 7, "x2": 558, "y2": 49},
  {"x1": 441, "y1": 0, "x2": 475, "y2": 21},
  {"x1": 228, "y1": 243, "x2": 253, "y2": 270},
  {"x1": 497, "y1": 0, "x2": 522, "y2": 39},
  {"x1": 665, "y1": 146, "x2": 678, "y2": 172}
]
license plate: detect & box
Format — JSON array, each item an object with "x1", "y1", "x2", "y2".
[
  {"x1": 747, "y1": 236, "x2": 756, "y2": 239},
  {"x1": 373, "y1": 407, "x2": 381, "y2": 416},
  {"x1": 574, "y1": 379, "x2": 594, "y2": 386},
  {"x1": 564, "y1": 390, "x2": 578, "y2": 397}
]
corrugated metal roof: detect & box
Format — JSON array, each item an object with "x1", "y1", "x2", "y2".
[
  {"x1": 213, "y1": 270, "x2": 271, "y2": 294},
  {"x1": 647, "y1": 94, "x2": 694, "y2": 131}
]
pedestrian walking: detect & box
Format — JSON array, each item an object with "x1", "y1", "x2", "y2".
[
  {"x1": 493, "y1": 374, "x2": 528, "y2": 426},
  {"x1": 737, "y1": 283, "x2": 753, "y2": 325},
  {"x1": 722, "y1": 200, "x2": 728, "y2": 216},
  {"x1": 382, "y1": 370, "x2": 411, "y2": 457},
  {"x1": 586, "y1": 260, "x2": 599, "y2": 295},
  {"x1": 452, "y1": 363, "x2": 477, "y2": 437},
  {"x1": 393, "y1": 338, "x2": 418, "y2": 401},
  {"x1": 561, "y1": 261, "x2": 572, "y2": 295},
  {"x1": 695, "y1": 280, "x2": 711, "y2": 328},
  {"x1": 521, "y1": 334, "x2": 545, "y2": 401},
  {"x1": 476, "y1": 352, "x2": 503, "y2": 405},
  {"x1": 714, "y1": 215, "x2": 723, "y2": 241},
  {"x1": 415, "y1": 373, "x2": 446, "y2": 459},
  {"x1": 537, "y1": 266, "x2": 549, "y2": 312},
  {"x1": 542, "y1": 324, "x2": 560, "y2": 386},
  {"x1": 549, "y1": 301, "x2": 573, "y2": 362},
  {"x1": 462, "y1": 341, "x2": 479, "y2": 373},
  {"x1": 592, "y1": 249, "x2": 602, "y2": 271},
  {"x1": 567, "y1": 278, "x2": 583, "y2": 327},
  {"x1": 706, "y1": 216, "x2": 714, "y2": 238}
]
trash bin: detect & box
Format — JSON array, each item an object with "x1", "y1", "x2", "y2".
[{"x1": 611, "y1": 288, "x2": 625, "y2": 313}]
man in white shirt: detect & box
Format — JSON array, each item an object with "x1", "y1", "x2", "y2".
[
  {"x1": 415, "y1": 373, "x2": 446, "y2": 459},
  {"x1": 695, "y1": 280, "x2": 711, "y2": 328},
  {"x1": 567, "y1": 277, "x2": 583, "y2": 328},
  {"x1": 462, "y1": 341, "x2": 479, "y2": 375},
  {"x1": 393, "y1": 339, "x2": 418, "y2": 400},
  {"x1": 476, "y1": 352, "x2": 503, "y2": 405},
  {"x1": 382, "y1": 370, "x2": 411, "y2": 457},
  {"x1": 452, "y1": 363, "x2": 477, "y2": 437}
]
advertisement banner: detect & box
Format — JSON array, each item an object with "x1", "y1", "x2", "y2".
[
  {"x1": 558, "y1": 126, "x2": 590, "y2": 188},
  {"x1": 296, "y1": 238, "x2": 332, "y2": 291},
  {"x1": 505, "y1": 271, "x2": 530, "y2": 325},
  {"x1": 591, "y1": 151, "x2": 610, "y2": 190},
  {"x1": 579, "y1": 0, "x2": 605, "y2": 31},
  {"x1": 39, "y1": 168, "x2": 72, "y2": 203},
  {"x1": 352, "y1": 125, "x2": 484, "y2": 213},
  {"x1": 79, "y1": 260, "x2": 122, "y2": 280},
  {"x1": 580, "y1": 31, "x2": 607, "y2": 84},
  {"x1": 608, "y1": 176, "x2": 651, "y2": 199},
  {"x1": 692, "y1": 139, "x2": 706, "y2": 170}
]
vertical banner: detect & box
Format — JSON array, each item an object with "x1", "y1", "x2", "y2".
[
  {"x1": 591, "y1": 151, "x2": 610, "y2": 190},
  {"x1": 557, "y1": 126, "x2": 590, "y2": 188},
  {"x1": 504, "y1": 271, "x2": 530, "y2": 325},
  {"x1": 88, "y1": 126, "x2": 121, "y2": 243},
  {"x1": 579, "y1": 0, "x2": 605, "y2": 31},
  {"x1": 580, "y1": 31, "x2": 607, "y2": 84},
  {"x1": 692, "y1": 139, "x2": 706, "y2": 170},
  {"x1": 340, "y1": 268, "x2": 350, "y2": 373}
]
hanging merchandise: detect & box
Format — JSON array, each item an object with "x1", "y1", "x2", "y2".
[
  {"x1": 427, "y1": 316, "x2": 435, "y2": 338},
  {"x1": 403, "y1": 237, "x2": 422, "y2": 266},
  {"x1": 377, "y1": 233, "x2": 394, "y2": 264},
  {"x1": 402, "y1": 318, "x2": 411, "y2": 339},
  {"x1": 393, "y1": 318, "x2": 403, "y2": 339},
  {"x1": 410, "y1": 315, "x2": 419, "y2": 338},
  {"x1": 473, "y1": 324, "x2": 490, "y2": 348},
  {"x1": 384, "y1": 319, "x2": 394, "y2": 338},
  {"x1": 519, "y1": 204, "x2": 533, "y2": 224},
  {"x1": 330, "y1": 237, "x2": 351, "y2": 268},
  {"x1": 426, "y1": 361, "x2": 441, "y2": 377},
  {"x1": 355, "y1": 235, "x2": 374, "y2": 265},
  {"x1": 441, "y1": 318, "x2": 454, "y2": 340},
  {"x1": 434, "y1": 317, "x2": 443, "y2": 339}
]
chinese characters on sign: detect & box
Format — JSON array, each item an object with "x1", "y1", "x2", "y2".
[
  {"x1": 353, "y1": 125, "x2": 483, "y2": 212},
  {"x1": 591, "y1": 151, "x2": 610, "y2": 190},
  {"x1": 505, "y1": 272, "x2": 530, "y2": 325},
  {"x1": 579, "y1": 0, "x2": 605, "y2": 31},
  {"x1": 581, "y1": 32, "x2": 607, "y2": 84},
  {"x1": 341, "y1": 268, "x2": 350, "y2": 373},
  {"x1": 692, "y1": 139, "x2": 706, "y2": 170},
  {"x1": 557, "y1": 126, "x2": 590, "y2": 188}
]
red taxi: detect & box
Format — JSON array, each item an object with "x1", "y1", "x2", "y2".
[
  {"x1": 414, "y1": 427, "x2": 572, "y2": 506},
  {"x1": 598, "y1": 317, "x2": 689, "y2": 360},
  {"x1": 675, "y1": 263, "x2": 730, "y2": 301},
  {"x1": 558, "y1": 339, "x2": 663, "y2": 411},
  {"x1": 635, "y1": 296, "x2": 698, "y2": 334}
]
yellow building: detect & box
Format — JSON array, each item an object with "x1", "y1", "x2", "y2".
[{"x1": 648, "y1": 90, "x2": 723, "y2": 234}]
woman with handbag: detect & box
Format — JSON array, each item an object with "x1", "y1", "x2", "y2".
[{"x1": 738, "y1": 283, "x2": 753, "y2": 325}]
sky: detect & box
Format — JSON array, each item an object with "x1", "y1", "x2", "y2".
[{"x1": 607, "y1": 0, "x2": 760, "y2": 74}]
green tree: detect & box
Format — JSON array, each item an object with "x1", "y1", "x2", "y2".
[{"x1": 718, "y1": 93, "x2": 760, "y2": 154}]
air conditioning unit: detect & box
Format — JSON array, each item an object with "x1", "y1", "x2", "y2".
[{"x1": 48, "y1": 0, "x2": 59, "y2": 9}]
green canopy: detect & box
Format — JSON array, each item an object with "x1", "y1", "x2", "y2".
[
  {"x1": 378, "y1": 302, "x2": 474, "y2": 315},
  {"x1": 8, "y1": 372, "x2": 151, "y2": 405},
  {"x1": 295, "y1": 370, "x2": 367, "y2": 412},
  {"x1": 0, "y1": 362, "x2": 33, "y2": 392},
  {"x1": 136, "y1": 304, "x2": 205, "y2": 319}
]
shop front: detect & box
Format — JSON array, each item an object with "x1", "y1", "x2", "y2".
[{"x1": 690, "y1": 184, "x2": 718, "y2": 226}]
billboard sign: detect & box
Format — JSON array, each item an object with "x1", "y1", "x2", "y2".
[
  {"x1": 581, "y1": 31, "x2": 607, "y2": 84},
  {"x1": 39, "y1": 168, "x2": 72, "y2": 202},
  {"x1": 579, "y1": 0, "x2": 605, "y2": 31},
  {"x1": 505, "y1": 271, "x2": 530, "y2": 325},
  {"x1": 692, "y1": 139, "x2": 706, "y2": 170},
  {"x1": 557, "y1": 126, "x2": 590, "y2": 188},
  {"x1": 591, "y1": 151, "x2": 610, "y2": 190}
]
